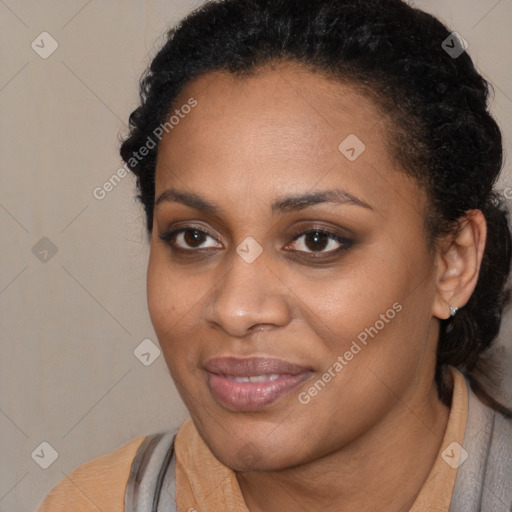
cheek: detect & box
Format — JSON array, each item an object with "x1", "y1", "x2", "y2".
[
  {"x1": 146, "y1": 248, "x2": 185, "y2": 342},
  {"x1": 313, "y1": 238, "x2": 432, "y2": 363},
  {"x1": 146, "y1": 257, "x2": 169, "y2": 335},
  {"x1": 146, "y1": 247, "x2": 208, "y2": 376},
  {"x1": 306, "y1": 253, "x2": 402, "y2": 328}
]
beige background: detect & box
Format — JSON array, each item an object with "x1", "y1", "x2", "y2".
[{"x1": 0, "y1": 1, "x2": 511, "y2": 510}]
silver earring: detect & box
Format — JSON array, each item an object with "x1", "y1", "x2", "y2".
[{"x1": 449, "y1": 305, "x2": 459, "y2": 317}]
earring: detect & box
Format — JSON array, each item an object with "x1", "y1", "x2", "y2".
[{"x1": 449, "y1": 305, "x2": 459, "y2": 317}]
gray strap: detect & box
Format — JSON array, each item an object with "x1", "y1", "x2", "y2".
[
  {"x1": 481, "y1": 412, "x2": 512, "y2": 510},
  {"x1": 157, "y1": 446, "x2": 177, "y2": 512},
  {"x1": 449, "y1": 379, "x2": 512, "y2": 511},
  {"x1": 124, "y1": 432, "x2": 176, "y2": 512}
]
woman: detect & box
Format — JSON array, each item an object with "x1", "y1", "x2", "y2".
[{"x1": 36, "y1": 0, "x2": 512, "y2": 510}]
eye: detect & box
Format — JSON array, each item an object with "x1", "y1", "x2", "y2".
[
  {"x1": 286, "y1": 228, "x2": 352, "y2": 255},
  {"x1": 159, "y1": 226, "x2": 222, "y2": 251}
]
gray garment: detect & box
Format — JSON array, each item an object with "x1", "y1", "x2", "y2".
[
  {"x1": 124, "y1": 431, "x2": 177, "y2": 512},
  {"x1": 125, "y1": 377, "x2": 512, "y2": 512},
  {"x1": 449, "y1": 377, "x2": 512, "y2": 511}
]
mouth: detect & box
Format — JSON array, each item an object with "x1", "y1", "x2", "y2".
[{"x1": 204, "y1": 356, "x2": 313, "y2": 411}]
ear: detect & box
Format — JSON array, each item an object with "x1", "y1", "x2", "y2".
[{"x1": 432, "y1": 209, "x2": 487, "y2": 320}]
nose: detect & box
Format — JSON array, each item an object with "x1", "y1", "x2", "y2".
[{"x1": 204, "y1": 250, "x2": 292, "y2": 338}]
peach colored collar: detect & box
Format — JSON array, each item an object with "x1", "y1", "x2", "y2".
[{"x1": 409, "y1": 366, "x2": 468, "y2": 511}]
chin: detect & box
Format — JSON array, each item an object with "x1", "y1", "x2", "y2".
[
  {"x1": 217, "y1": 447, "x2": 301, "y2": 473},
  {"x1": 202, "y1": 428, "x2": 308, "y2": 473}
]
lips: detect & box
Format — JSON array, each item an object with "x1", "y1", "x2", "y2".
[{"x1": 204, "y1": 356, "x2": 313, "y2": 410}]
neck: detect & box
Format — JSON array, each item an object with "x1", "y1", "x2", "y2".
[{"x1": 236, "y1": 380, "x2": 451, "y2": 512}]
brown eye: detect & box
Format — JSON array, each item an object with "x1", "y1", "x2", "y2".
[
  {"x1": 288, "y1": 229, "x2": 352, "y2": 255},
  {"x1": 159, "y1": 227, "x2": 221, "y2": 250}
]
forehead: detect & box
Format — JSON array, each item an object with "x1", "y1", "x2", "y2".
[
  {"x1": 167, "y1": 64, "x2": 385, "y2": 153},
  {"x1": 154, "y1": 63, "x2": 426, "y2": 219}
]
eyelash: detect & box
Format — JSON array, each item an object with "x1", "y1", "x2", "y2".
[{"x1": 158, "y1": 225, "x2": 353, "y2": 259}]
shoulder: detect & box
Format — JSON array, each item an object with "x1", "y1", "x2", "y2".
[{"x1": 35, "y1": 434, "x2": 147, "y2": 512}]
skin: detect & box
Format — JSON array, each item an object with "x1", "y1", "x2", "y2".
[{"x1": 146, "y1": 62, "x2": 486, "y2": 511}]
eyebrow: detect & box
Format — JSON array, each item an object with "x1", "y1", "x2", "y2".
[{"x1": 154, "y1": 187, "x2": 373, "y2": 215}]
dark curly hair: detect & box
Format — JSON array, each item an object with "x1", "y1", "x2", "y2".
[{"x1": 120, "y1": 0, "x2": 512, "y2": 414}]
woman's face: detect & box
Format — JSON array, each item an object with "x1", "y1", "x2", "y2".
[{"x1": 147, "y1": 63, "x2": 442, "y2": 471}]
